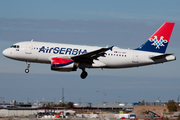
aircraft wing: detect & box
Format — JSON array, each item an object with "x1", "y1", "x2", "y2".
[{"x1": 71, "y1": 46, "x2": 113, "y2": 64}]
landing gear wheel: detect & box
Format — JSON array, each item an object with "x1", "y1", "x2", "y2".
[
  {"x1": 25, "y1": 69, "x2": 29, "y2": 73},
  {"x1": 25, "y1": 62, "x2": 30, "y2": 73},
  {"x1": 80, "y1": 71, "x2": 88, "y2": 79}
]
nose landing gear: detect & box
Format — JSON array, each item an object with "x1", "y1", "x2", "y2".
[{"x1": 25, "y1": 62, "x2": 30, "y2": 73}]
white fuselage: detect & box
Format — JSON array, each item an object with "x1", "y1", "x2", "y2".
[{"x1": 2, "y1": 41, "x2": 176, "y2": 69}]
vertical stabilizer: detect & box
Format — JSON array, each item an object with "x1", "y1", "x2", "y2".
[{"x1": 135, "y1": 22, "x2": 175, "y2": 53}]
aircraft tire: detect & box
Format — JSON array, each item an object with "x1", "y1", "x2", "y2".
[
  {"x1": 25, "y1": 69, "x2": 29, "y2": 73},
  {"x1": 81, "y1": 71, "x2": 88, "y2": 79}
]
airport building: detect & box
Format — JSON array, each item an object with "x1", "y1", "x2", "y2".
[{"x1": 0, "y1": 99, "x2": 180, "y2": 118}]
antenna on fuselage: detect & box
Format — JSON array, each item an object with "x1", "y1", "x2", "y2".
[{"x1": 31, "y1": 39, "x2": 33, "y2": 42}]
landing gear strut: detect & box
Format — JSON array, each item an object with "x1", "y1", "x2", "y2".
[
  {"x1": 25, "y1": 62, "x2": 30, "y2": 73},
  {"x1": 79, "y1": 63, "x2": 88, "y2": 79}
]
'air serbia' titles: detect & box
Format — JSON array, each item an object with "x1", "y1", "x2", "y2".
[{"x1": 38, "y1": 46, "x2": 87, "y2": 55}]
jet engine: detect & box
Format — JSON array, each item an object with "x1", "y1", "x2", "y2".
[{"x1": 51, "y1": 57, "x2": 77, "y2": 72}]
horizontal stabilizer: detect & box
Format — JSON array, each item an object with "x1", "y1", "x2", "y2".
[{"x1": 150, "y1": 53, "x2": 173, "y2": 60}]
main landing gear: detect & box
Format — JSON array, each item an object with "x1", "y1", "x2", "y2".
[
  {"x1": 25, "y1": 62, "x2": 30, "y2": 73},
  {"x1": 79, "y1": 63, "x2": 88, "y2": 79},
  {"x1": 81, "y1": 70, "x2": 88, "y2": 79}
]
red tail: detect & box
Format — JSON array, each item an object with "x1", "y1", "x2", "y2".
[
  {"x1": 149, "y1": 22, "x2": 175, "y2": 42},
  {"x1": 135, "y1": 22, "x2": 175, "y2": 53}
]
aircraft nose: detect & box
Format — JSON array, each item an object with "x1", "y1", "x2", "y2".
[{"x1": 2, "y1": 49, "x2": 8, "y2": 57}]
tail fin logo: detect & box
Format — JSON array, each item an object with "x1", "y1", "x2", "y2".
[
  {"x1": 149, "y1": 36, "x2": 168, "y2": 49},
  {"x1": 135, "y1": 22, "x2": 174, "y2": 53}
]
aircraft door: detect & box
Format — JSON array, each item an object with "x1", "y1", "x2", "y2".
[
  {"x1": 132, "y1": 52, "x2": 138, "y2": 63},
  {"x1": 25, "y1": 43, "x2": 32, "y2": 54}
]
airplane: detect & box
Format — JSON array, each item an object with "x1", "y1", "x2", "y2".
[{"x1": 2, "y1": 22, "x2": 176, "y2": 79}]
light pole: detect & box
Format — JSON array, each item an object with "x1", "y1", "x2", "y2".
[
  {"x1": 119, "y1": 96, "x2": 121, "y2": 111},
  {"x1": 0, "y1": 97, "x2": 3, "y2": 103},
  {"x1": 79, "y1": 98, "x2": 81, "y2": 105},
  {"x1": 96, "y1": 91, "x2": 99, "y2": 109},
  {"x1": 54, "y1": 98, "x2": 56, "y2": 104},
  {"x1": 104, "y1": 93, "x2": 107, "y2": 103},
  {"x1": 0, "y1": 97, "x2": 4, "y2": 105}
]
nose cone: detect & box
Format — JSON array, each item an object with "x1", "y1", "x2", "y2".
[{"x1": 2, "y1": 49, "x2": 8, "y2": 57}]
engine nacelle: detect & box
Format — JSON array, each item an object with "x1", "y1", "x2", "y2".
[{"x1": 51, "y1": 58, "x2": 77, "y2": 72}]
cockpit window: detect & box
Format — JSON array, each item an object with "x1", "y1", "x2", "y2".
[
  {"x1": 11, "y1": 45, "x2": 16, "y2": 48},
  {"x1": 11, "y1": 45, "x2": 20, "y2": 48}
]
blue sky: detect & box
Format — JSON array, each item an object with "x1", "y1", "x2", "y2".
[{"x1": 0, "y1": 0, "x2": 180, "y2": 104}]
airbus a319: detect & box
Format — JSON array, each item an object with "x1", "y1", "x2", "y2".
[{"x1": 2, "y1": 22, "x2": 176, "y2": 79}]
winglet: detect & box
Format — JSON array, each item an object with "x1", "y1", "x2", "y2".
[{"x1": 108, "y1": 46, "x2": 114, "y2": 51}]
